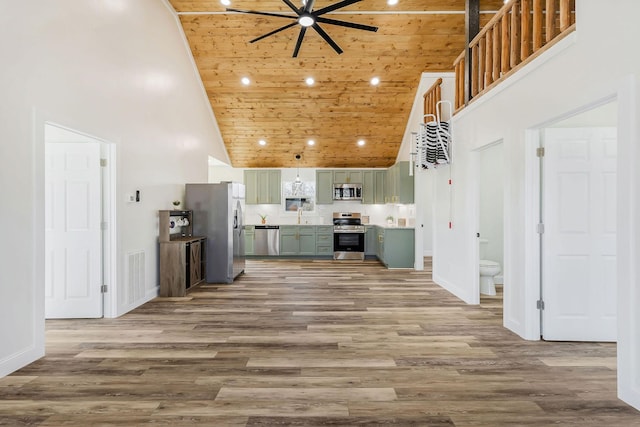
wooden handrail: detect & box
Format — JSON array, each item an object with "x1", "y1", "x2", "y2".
[
  {"x1": 423, "y1": 78, "x2": 443, "y2": 122},
  {"x1": 454, "y1": 0, "x2": 576, "y2": 112}
]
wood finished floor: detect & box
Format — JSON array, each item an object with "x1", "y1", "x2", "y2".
[{"x1": 2, "y1": 259, "x2": 638, "y2": 426}]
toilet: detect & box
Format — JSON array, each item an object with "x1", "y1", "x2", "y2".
[
  {"x1": 479, "y1": 259, "x2": 501, "y2": 296},
  {"x1": 478, "y1": 239, "x2": 501, "y2": 295}
]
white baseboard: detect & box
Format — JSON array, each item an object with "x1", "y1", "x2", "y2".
[
  {"x1": 433, "y1": 273, "x2": 474, "y2": 304},
  {"x1": 0, "y1": 345, "x2": 44, "y2": 378},
  {"x1": 115, "y1": 286, "x2": 159, "y2": 317}
]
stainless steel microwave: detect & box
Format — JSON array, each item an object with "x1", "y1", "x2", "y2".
[{"x1": 333, "y1": 183, "x2": 362, "y2": 200}]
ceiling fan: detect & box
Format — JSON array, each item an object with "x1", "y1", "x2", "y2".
[{"x1": 227, "y1": 0, "x2": 379, "y2": 57}]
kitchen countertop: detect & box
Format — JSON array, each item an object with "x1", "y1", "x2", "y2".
[{"x1": 246, "y1": 223, "x2": 414, "y2": 230}]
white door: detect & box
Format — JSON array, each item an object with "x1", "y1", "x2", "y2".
[
  {"x1": 45, "y1": 142, "x2": 103, "y2": 318},
  {"x1": 542, "y1": 128, "x2": 617, "y2": 341}
]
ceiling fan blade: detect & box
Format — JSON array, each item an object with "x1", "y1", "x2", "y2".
[
  {"x1": 292, "y1": 27, "x2": 308, "y2": 57},
  {"x1": 311, "y1": 24, "x2": 343, "y2": 55},
  {"x1": 304, "y1": 0, "x2": 317, "y2": 13},
  {"x1": 226, "y1": 8, "x2": 297, "y2": 20},
  {"x1": 250, "y1": 22, "x2": 299, "y2": 43},
  {"x1": 313, "y1": 0, "x2": 361, "y2": 17},
  {"x1": 316, "y1": 17, "x2": 378, "y2": 32},
  {"x1": 280, "y1": 0, "x2": 302, "y2": 14}
]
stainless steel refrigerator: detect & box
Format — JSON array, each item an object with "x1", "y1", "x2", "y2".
[{"x1": 185, "y1": 182, "x2": 245, "y2": 283}]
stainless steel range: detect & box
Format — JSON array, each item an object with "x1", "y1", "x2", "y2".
[{"x1": 333, "y1": 212, "x2": 365, "y2": 260}]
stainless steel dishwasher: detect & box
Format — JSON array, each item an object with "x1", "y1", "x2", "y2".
[{"x1": 254, "y1": 225, "x2": 280, "y2": 255}]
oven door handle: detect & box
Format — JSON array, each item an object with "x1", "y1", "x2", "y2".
[{"x1": 333, "y1": 230, "x2": 366, "y2": 234}]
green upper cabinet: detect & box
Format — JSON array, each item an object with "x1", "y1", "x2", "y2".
[
  {"x1": 244, "y1": 169, "x2": 281, "y2": 205},
  {"x1": 362, "y1": 171, "x2": 375, "y2": 204},
  {"x1": 333, "y1": 170, "x2": 362, "y2": 184},
  {"x1": 385, "y1": 161, "x2": 414, "y2": 204},
  {"x1": 374, "y1": 170, "x2": 386, "y2": 204},
  {"x1": 362, "y1": 170, "x2": 386, "y2": 205},
  {"x1": 316, "y1": 170, "x2": 333, "y2": 205}
]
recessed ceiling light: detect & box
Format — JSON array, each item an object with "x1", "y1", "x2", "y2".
[
  {"x1": 357, "y1": 140, "x2": 366, "y2": 147},
  {"x1": 307, "y1": 139, "x2": 315, "y2": 146},
  {"x1": 258, "y1": 139, "x2": 266, "y2": 146},
  {"x1": 305, "y1": 77, "x2": 315, "y2": 86},
  {"x1": 241, "y1": 77, "x2": 250, "y2": 85},
  {"x1": 220, "y1": 0, "x2": 231, "y2": 6},
  {"x1": 370, "y1": 77, "x2": 380, "y2": 86},
  {"x1": 387, "y1": 0, "x2": 399, "y2": 5}
]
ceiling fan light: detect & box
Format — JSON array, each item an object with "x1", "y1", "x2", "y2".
[{"x1": 299, "y1": 15, "x2": 315, "y2": 27}]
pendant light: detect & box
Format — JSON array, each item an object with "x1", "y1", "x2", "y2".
[{"x1": 293, "y1": 154, "x2": 302, "y2": 195}]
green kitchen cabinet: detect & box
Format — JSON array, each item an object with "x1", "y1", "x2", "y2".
[
  {"x1": 374, "y1": 170, "x2": 386, "y2": 204},
  {"x1": 315, "y1": 225, "x2": 334, "y2": 256},
  {"x1": 385, "y1": 162, "x2": 413, "y2": 204},
  {"x1": 376, "y1": 227, "x2": 385, "y2": 260},
  {"x1": 244, "y1": 169, "x2": 281, "y2": 205},
  {"x1": 364, "y1": 225, "x2": 377, "y2": 256},
  {"x1": 280, "y1": 225, "x2": 316, "y2": 256},
  {"x1": 244, "y1": 226, "x2": 255, "y2": 255},
  {"x1": 379, "y1": 227, "x2": 415, "y2": 268},
  {"x1": 316, "y1": 170, "x2": 333, "y2": 204},
  {"x1": 362, "y1": 171, "x2": 374, "y2": 204},
  {"x1": 333, "y1": 170, "x2": 362, "y2": 184},
  {"x1": 362, "y1": 170, "x2": 386, "y2": 205}
]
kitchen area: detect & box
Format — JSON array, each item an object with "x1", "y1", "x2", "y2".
[{"x1": 209, "y1": 161, "x2": 418, "y2": 269}]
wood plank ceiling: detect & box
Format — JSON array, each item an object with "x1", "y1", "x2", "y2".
[{"x1": 168, "y1": 0, "x2": 503, "y2": 168}]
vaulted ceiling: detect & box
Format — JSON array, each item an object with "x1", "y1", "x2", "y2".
[{"x1": 168, "y1": 0, "x2": 503, "y2": 168}]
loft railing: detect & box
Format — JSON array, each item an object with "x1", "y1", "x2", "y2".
[
  {"x1": 454, "y1": 0, "x2": 576, "y2": 112},
  {"x1": 423, "y1": 78, "x2": 443, "y2": 122}
]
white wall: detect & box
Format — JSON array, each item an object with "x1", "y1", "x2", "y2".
[
  {"x1": 397, "y1": 73, "x2": 456, "y2": 257},
  {"x1": 429, "y1": 0, "x2": 640, "y2": 409},
  {"x1": 0, "y1": 1, "x2": 229, "y2": 376}
]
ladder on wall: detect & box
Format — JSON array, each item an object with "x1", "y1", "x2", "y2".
[{"x1": 415, "y1": 100, "x2": 452, "y2": 170}]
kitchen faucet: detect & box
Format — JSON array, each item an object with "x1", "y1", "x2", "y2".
[{"x1": 297, "y1": 207, "x2": 302, "y2": 224}]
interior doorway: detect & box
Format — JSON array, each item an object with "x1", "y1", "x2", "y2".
[
  {"x1": 44, "y1": 123, "x2": 114, "y2": 319},
  {"x1": 539, "y1": 102, "x2": 618, "y2": 341},
  {"x1": 476, "y1": 141, "x2": 505, "y2": 303}
]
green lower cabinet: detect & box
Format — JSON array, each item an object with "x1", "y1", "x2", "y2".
[
  {"x1": 244, "y1": 226, "x2": 255, "y2": 255},
  {"x1": 298, "y1": 227, "x2": 316, "y2": 255},
  {"x1": 364, "y1": 226, "x2": 377, "y2": 256},
  {"x1": 280, "y1": 225, "x2": 316, "y2": 256},
  {"x1": 280, "y1": 226, "x2": 300, "y2": 255},
  {"x1": 376, "y1": 227, "x2": 385, "y2": 260},
  {"x1": 379, "y1": 228, "x2": 415, "y2": 268},
  {"x1": 315, "y1": 225, "x2": 334, "y2": 256}
]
